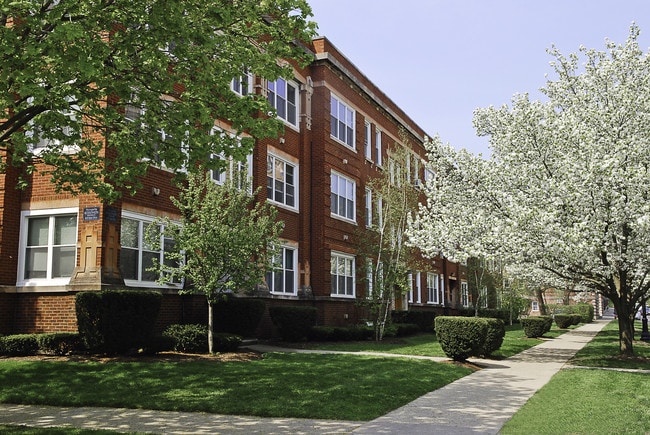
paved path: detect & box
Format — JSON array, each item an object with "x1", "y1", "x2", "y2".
[{"x1": 0, "y1": 319, "x2": 612, "y2": 434}]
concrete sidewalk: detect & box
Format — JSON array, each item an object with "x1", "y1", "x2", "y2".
[{"x1": 0, "y1": 319, "x2": 611, "y2": 434}]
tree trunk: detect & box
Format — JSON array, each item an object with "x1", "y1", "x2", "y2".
[
  {"x1": 613, "y1": 299, "x2": 635, "y2": 356},
  {"x1": 535, "y1": 287, "x2": 547, "y2": 315},
  {"x1": 208, "y1": 303, "x2": 214, "y2": 354}
]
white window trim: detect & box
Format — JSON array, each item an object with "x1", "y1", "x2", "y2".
[
  {"x1": 330, "y1": 171, "x2": 357, "y2": 223},
  {"x1": 330, "y1": 94, "x2": 356, "y2": 149},
  {"x1": 375, "y1": 129, "x2": 383, "y2": 167},
  {"x1": 17, "y1": 208, "x2": 79, "y2": 287},
  {"x1": 331, "y1": 251, "x2": 356, "y2": 298},
  {"x1": 267, "y1": 244, "x2": 298, "y2": 295},
  {"x1": 267, "y1": 153, "x2": 299, "y2": 211},
  {"x1": 365, "y1": 188, "x2": 372, "y2": 228},
  {"x1": 461, "y1": 281, "x2": 469, "y2": 308},
  {"x1": 231, "y1": 70, "x2": 253, "y2": 96},
  {"x1": 427, "y1": 272, "x2": 439, "y2": 305},
  {"x1": 267, "y1": 78, "x2": 299, "y2": 129},
  {"x1": 415, "y1": 271, "x2": 422, "y2": 304},
  {"x1": 364, "y1": 121, "x2": 372, "y2": 160},
  {"x1": 120, "y1": 211, "x2": 183, "y2": 289}
]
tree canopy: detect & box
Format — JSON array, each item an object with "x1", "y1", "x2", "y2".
[
  {"x1": 0, "y1": 0, "x2": 316, "y2": 200},
  {"x1": 410, "y1": 25, "x2": 650, "y2": 355}
]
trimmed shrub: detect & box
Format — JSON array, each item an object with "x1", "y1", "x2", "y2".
[
  {"x1": 480, "y1": 318, "x2": 505, "y2": 357},
  {"x1": 554, "y1": 314, "x2": 573, "y2": 329},
  {"x1": 76, "y1": 290, "x2": 162, "y2": 354},
  {"x1": 163, "y1": 324, "x2": 208, "y2": 353},
  {"x1": 213, "y1": 297, "x2": 266, "y2": 337},
  {"x1": 521, "y1": 317, "x2": 548, "y2": 338},
  {"x1": 571, "y1": 314, "x2": 582, "y2": 325},
  {"x1": 309, "y1": 325, "x2": 372, "y2": 341},
  {"x1": 458, "y1": 308, "x2": 510, "y2": 322},
  {"x1": 563, "y1": 303, "x2": 594, "y2": 323},
  {"x1": 393, "y1": 323, "x2": 420, "y2": 337},
  {"x1": 212, "y1": 333, "x2": 242, "y2": 352},
  {"x1": 392, "y1": 310, "x2": 435, "y2": 332},
  {"x1": 435, "y1": 316, "x2": 488, "y2": 361},
  {"x1": 36, "y1": 333, "x2": 82, "y2": 355},
  {"x1": 539, "y1": 316, "x2": 553, "y2": 333},
  {"x1": 0, "y1": 334, "x2": 39, "y2": 356},
  {"x1": 269, "y1": 306, "x2": 318, "y2": 341}
]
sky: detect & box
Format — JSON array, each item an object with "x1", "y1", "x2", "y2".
[{"x1": 307, "y1": 0, "x2": 650, "y2": 156}]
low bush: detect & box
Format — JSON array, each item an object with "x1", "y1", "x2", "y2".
[
  {"x1": 554, "y1": 314, "x2": 573, "y2": 329},
  {"x1": 76, "y1": 290, "x2": 162, "y2": 354},
  {"x1": 563, "y1": 303, "x2": 594, "y2": 323},
  {"x1": 540, "y1": 316, "x2": 553, "y2": 333},
  {"x1": 435, "y1": 316, "x2": 487, "y2": 361},
  {"x1": 163, "y1": 324, "x2": 208, "y2": 353},
  {"x1": 480, "y1": 318, "x2": 505, "y2": 357},
  {"x1": 392, "y1": 310, "x2": 436, "y2": 332},
  {"x1": 458, "y1": 308, "x2": 511, "y2": 322},
  {"x1": 392, "y1": 323, "x2": 420, "y2": 337},
  {"x1": 309, "y1": 325, "x2": 372, "y2": 341},
  {"x1": 571, "y1": 314, "x2": 583, "y2": 325},
  {"x1": 269, "y1": 306, "x2": 318, "y2": 341},
  {"x1": 0, "y1": 334, "x2": 39, "y2": 356},
  {"x1": 521, "y1": 317, "x2": 549, "y2": 338},
  {"x1": 213, "y1": 297, "x2": 266, "y2": 337},
  {"x1": 212, "y1": 333, "x2": 242, "y2": 352},
  {"x1": 36, "y1": 333, "x2": 82, "y2": 355}
]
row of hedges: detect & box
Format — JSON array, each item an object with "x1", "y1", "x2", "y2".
[
  {"x1": 554, "y1": 314, "x2": 582, "y2": 329},
  {"x1": 457, "y1": 308, "x2": 514, "y2": 323},
  {"x1": 434, "y1": 316, "x2": 505, "y2": 361},
  {"x1": 521, "y1": 316, "x2": 553, "y2": 338},
  {"x1": 391, "y1": 310, "x2": 436, "y2": 332},
  {"x1": 0, "y1": 333, "x2": 82, "y2": 357},
  {"x1": 558, "y1": 303, "x2": 594, "y2": 323},
  {"x1": 162, "y1": 324, "x2": 242, "y2": 353}
]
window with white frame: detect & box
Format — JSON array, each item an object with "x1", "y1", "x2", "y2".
[
  {"x1": 389, "y1": 159, "x2": 402, "y2": 186},
  {"x1": 267, "y1": 78, "x2": 298, "y2": 127},
  {"x1": 330, "y1": 94, "x2": 355, "y2": 148},
  {"x1": 364, "y1": 121, "x2": 372, "y2": 160},
  {"x1": 461, "y1": 281, "x2": 469, "y2": 307},
  {"x1": 266, "y1": 245, "x2": 297, "y2": 294},
  {"x1": 212, "y1": 153, "x2": 253, "y2": 192},
  {"x1": 120, "y1": 213, "x2": 181, "y2": 288},
  {"x1": 26, "y1": 96, "x2": 80, "y2": 155},
  {"x1": 427, "y1": 272, "x2": 439, "y2": 304},
  {"x1": 267, "y1": 154, "x2": 297, "y2": 209},
  {"x1": 365, "y1": 188, "x2": 372, "y2": 227},
  {"x1": 415, "y1": 271, "x2": 422, "y2": 303},
  {"x1": 331, "y1": 172, "x2": 356, "y2": 221},
  {"x1": 376, "y1": 195, "x2": 383, "y2": 229},
  {"x1": 375, "y1": 129, "x2": 383, "y2": 166},
  {"x1": 531, "y1": 300, "x2": 539, "y2": 311},
  {"x1": 231, "y1": 70, "x2": 253, "y2": 96},
  {"x1": 331, "y1": 252, "x2": 355, "y2": 297},
  {"x1": 407, "y1": 272, "x2": 414, "y2": 302},
  {"x1": 18, "y1": 209, "x2": 78, "y2": 285}
]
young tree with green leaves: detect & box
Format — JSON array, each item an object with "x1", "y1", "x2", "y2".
[
  {"x1": 151, "y1": 170, "x2": 282, "y2": 353},
  {"x1": 411, "y1": 26, "x2": 650, "y2": 356},
  {"x1": 0, "y1": 0, "x2": 316, "y2": 201},
  {"x1": 359, "y1": 138, "x2": 421, "y2": 341}
]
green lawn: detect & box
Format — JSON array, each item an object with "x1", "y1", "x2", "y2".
[
  {"x1": 500, "y1": 320, "x2": 650, "y2": 434},
  {"x1": 569, "y1": 320, "x2": 650, "y2": 369},
  {"x1": 501, "y1": 369, "x2": 650, "y2": 434},
  {"x1": 0, "y1": 353, "x2": 472, "y2": 421},
  {"x1": 305, "y1": 323, "x2": 569, "y2": 359}
]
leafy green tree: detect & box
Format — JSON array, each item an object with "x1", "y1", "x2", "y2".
[
  {"x1": 411, "y1": 26, "x2": 650, "y2": 355},
  {"x1": 358, "y1": 137, "x2": 421, "y2": 341},
  {"x1": 0, "y1": 0, "x2": 316, "y2": 200},
  {"x1": 151, "y1": 171, "x2": 282, "y2": 353}
]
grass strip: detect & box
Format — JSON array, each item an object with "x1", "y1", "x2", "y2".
[
  {"x1": 501, "y1": 368, "x2": 650, "y2": 434},
  {"x1": 0, "y1": 353, "x2": 472, "y2": 421},
  {"x1": 569, "y1": 320, "x2": 650, "y2": 369}
]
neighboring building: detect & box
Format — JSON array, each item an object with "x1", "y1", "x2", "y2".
[{"x1": 0, "y1": 37, "x2": 465, "y2": 337}]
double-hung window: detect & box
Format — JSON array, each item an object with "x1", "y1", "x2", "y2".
[
  {"x1": 365, "y1": 188, "x2": 372, "y2": 227},
  {"x1": 232, "y1": 70, "x2": 253, "y2": 96},
  {"x1": 120, "y1": 213, "x2": 181, "y2": 288},
  {"x1": 331, "y1": 172, "x2": 356, "y2": 221},
  {"x1": 18, "y1": 208, "x2": 78, "y2": 286},
  {"x1": 364, "y1": 121, "x2": 372, "y2": 160},
  {"x1": 212, "y1": 153, "x2": 253, "y2": 192},
  {"x1": 331, "y1": 251, "x2": 355, "y2": 297},
  {"x1": 461, "y1": 281, "x2": 469, "y2": 307},
  {"x1": 26, "y1": 96, "x2": 80, "y2": 155},
  {"x1": 427, "y1": 272, "x2": 439, "y2": 304},
  {"x1": 330, "y1": 95, "x2": 355, "y2": 148},
  {"x1": 266, "y1": 245, "x2": 297, "y2": 294},
  {"x1": 267, "y1": 154, "x2": 297, "y2": 209},
  {"x1": 375, "y1": 129, "x2": 383, "y2": 166},
  {"x1": 267, "y1": 78, "x2": 298, "y2": 127}
]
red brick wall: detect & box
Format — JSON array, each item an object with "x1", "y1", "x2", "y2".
[{"x1": 12, "y1": 293, "x2": 78, "y2": 333}]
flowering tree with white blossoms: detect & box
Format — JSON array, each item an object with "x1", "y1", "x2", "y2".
[{"x1": 410, "y1": 26, "x2": 650, "y2": 356}]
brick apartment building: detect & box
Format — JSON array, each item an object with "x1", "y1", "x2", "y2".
[{"x1": 0, "y1": 36, "x2": 466, "y2": 337}]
